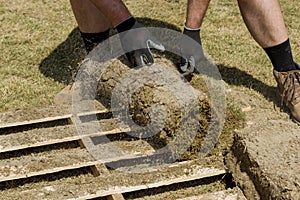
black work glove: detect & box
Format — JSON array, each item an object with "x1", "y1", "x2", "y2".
[
  {"x1": 115, "y1": 17, "x2": 165, "y2": 67},
  {"x1": 179, "y1": 26, "x2": 205, "y2": 75}
]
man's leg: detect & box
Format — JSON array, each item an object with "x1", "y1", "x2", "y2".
[
  {"x1": 180, "y1": 0, "x2": 210, "y2": 73},
  {"x1": 238, "y1": 0, "x2": 300, "y2": 123},
  {"x1": 237, "y1": 0, "x2": 288, "y2": 48},
  {"x1": 184, "y1": 0, "x2": 211, "y2": 42},
  {"x1": 88, "y1": 0, "x2": 131, "y2": 27},
  {"x1": 70, "y1": 0, "x2": 111, "y2": 52},
  {"x1": 185, "y1": 0, "x2": 211, "y2": 29},
  {"x1": 70, "y1": 0, "x2": 110, "y2": 33},
  {"x1": 237, "y1": 0, "x2": 298, "y2": 72},
  {"x1": 89, "y1": 0, "x2": 165, "y2": 67},
  {"x1": 54, "y1": 0, "x2": 111, "y2": 105}
]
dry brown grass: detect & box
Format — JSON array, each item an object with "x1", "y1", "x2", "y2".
[{"x1": 1, "y1": 0, "x2": 299, "y2": 112}]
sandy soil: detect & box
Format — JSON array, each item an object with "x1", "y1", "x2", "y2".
[{"x1": 225, "y1": 86, "x2": 300, "y2": 199}]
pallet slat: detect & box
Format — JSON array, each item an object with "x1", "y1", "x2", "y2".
[
  {"x1": 0, "y1": 106, "x2": 72, "y2": 126},
  {"x1": 69, "y1": 168, "x2": 227, "y2": 200},
  {"x1": 177, "y1": 190, "x2": 245, "y2": 200},
  {"x1": 0, "y1": 109, "x2": 110, "y2": 130},
  {"x1": 0, "y1": 100, "x2": 106, "y2": 126},
  {"x1": 0, "y1": 161, "x2": 98, "y2": 183},
  {"x1": 0, "y1": 127, "x2": 127, "y2": 153},
  {"x1": 0, "y1": 151, "x2": 155, "y2": 183},
  {"x1": 2, "y1": 159, "x2": 226, "y2": 200},
  {"x1": 0, "y1": 148, "x2": 94, "y2": 180},
  {"x1": 0, "y1": 114, "x2": 72, "y2": 129}
]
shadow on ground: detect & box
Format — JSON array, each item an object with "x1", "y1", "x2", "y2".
[
  {"x1": 217, "y1": 65, "x2": 280, "y2": 107},
  {"x1": 39, "y1": 27, "x2": 86, "y2": 85},
  {"x1": 38, "y1": 18, "x2": 181, "y2": 85}
]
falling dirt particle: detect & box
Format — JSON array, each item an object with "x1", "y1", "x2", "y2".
[
  {"x1": 241, "y1": 106, "x2": 252, "y2": 112},
  {"x1": 44, "y1": 186, "x2": 55, "y2": 192},
  {"x1": 10, "y1": 166, "x2": 18, "y2": 172},
  {"x1": 246, "y1": 121, "x2": 254, "y2": 125}
]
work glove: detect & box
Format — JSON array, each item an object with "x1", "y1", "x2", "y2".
[
  {"x1": 179, "y1": 26, "x2": 205, "y2": 75},
  {"x1": 115, "y1": 17, "x2": 165, "y2": 67}
]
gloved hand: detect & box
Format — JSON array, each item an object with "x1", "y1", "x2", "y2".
[
  {"x1": 179, "y1": 26, "x2": 205, "y2": 75},
  {"x1": 115, "y1": 17, "x2": 165, "y2": 67}
]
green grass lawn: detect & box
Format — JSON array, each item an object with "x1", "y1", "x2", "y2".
[{"x1": 0, "y1": 0, "x2": 299, "y2": 112}]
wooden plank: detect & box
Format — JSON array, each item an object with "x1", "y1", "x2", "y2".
[
  {"x1": 0, "y1": 148, "x2": 94, "y2": 180},
  {"x1": 0, "y1": 135, "x2": 81, "y2": 153},
  {"x1": 69, "y1": 168, "x2": 226, "y2": 200},
  {"x1": 0, "y1": 127, "x2": 128, "y2": 153},
  {"x1": 177, "y1": 187, "x2": 247, "y2": 200},
  {"x1": 0, "y1": 158, "x2": 226, "y2": 199},
  {"x1": 107, "y1": 194, "x2": 125, "y2": 200},
  {"x1": 77, "y1": 109, "x2": 110, "y2": 117},
  {"x1": 0, "y1": 109, "x2": 110, "y2": 130},
  {"x1": 0, "y1": 105, "x2": 72, "y2": 126},
  {"x1": 0, "y1": 114, "x2": 72, "y2": 129},
  {"x1": 0, "y1": 100, "x2": 105, "y2": 126},
  {"x1": 177, "y1": 191, "x2": 239, "y2": 200},
  {"x1": 0, "y1": 151, "x2": 155, "y2": 183},
  {"x1": 0, "y1": 160, "x2": 100, "y2": 183}
]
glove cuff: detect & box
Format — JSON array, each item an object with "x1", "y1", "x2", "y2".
[
  {"x1": 183, "y1": 26, "x2": 202, "y2": 45},
  {"x1": 80, "y1": 30, "x2": 110, "y2": 53},
  {"x1": 115, "y1": 16, "x2": 136, "y2": 33}
]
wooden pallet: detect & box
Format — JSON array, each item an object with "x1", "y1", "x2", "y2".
[{"x1": 0, "y1": 102, "x2": 242, "y2": 200}]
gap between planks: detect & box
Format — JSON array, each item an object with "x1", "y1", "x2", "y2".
[
  {"x1": 0, "y1": 141, "x2": 154, "y2": 183},
  {"x1": 0, "y1": 127, "x2": 129, "y2": 153},
  {"x1": 0, "y1": 109, "x2": 110, "y2": 130}
]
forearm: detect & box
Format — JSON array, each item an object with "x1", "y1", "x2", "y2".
[
  {"x1": 89, "y1": 0, "x2": 131, "y2": 26},
  {"x1": 185, "y1": 0, "x2": 210, "y2": 29}
]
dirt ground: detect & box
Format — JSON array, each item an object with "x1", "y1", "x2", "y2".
[{"x1": 224, "y1": 84, "x2": 300, "y2": 199}]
